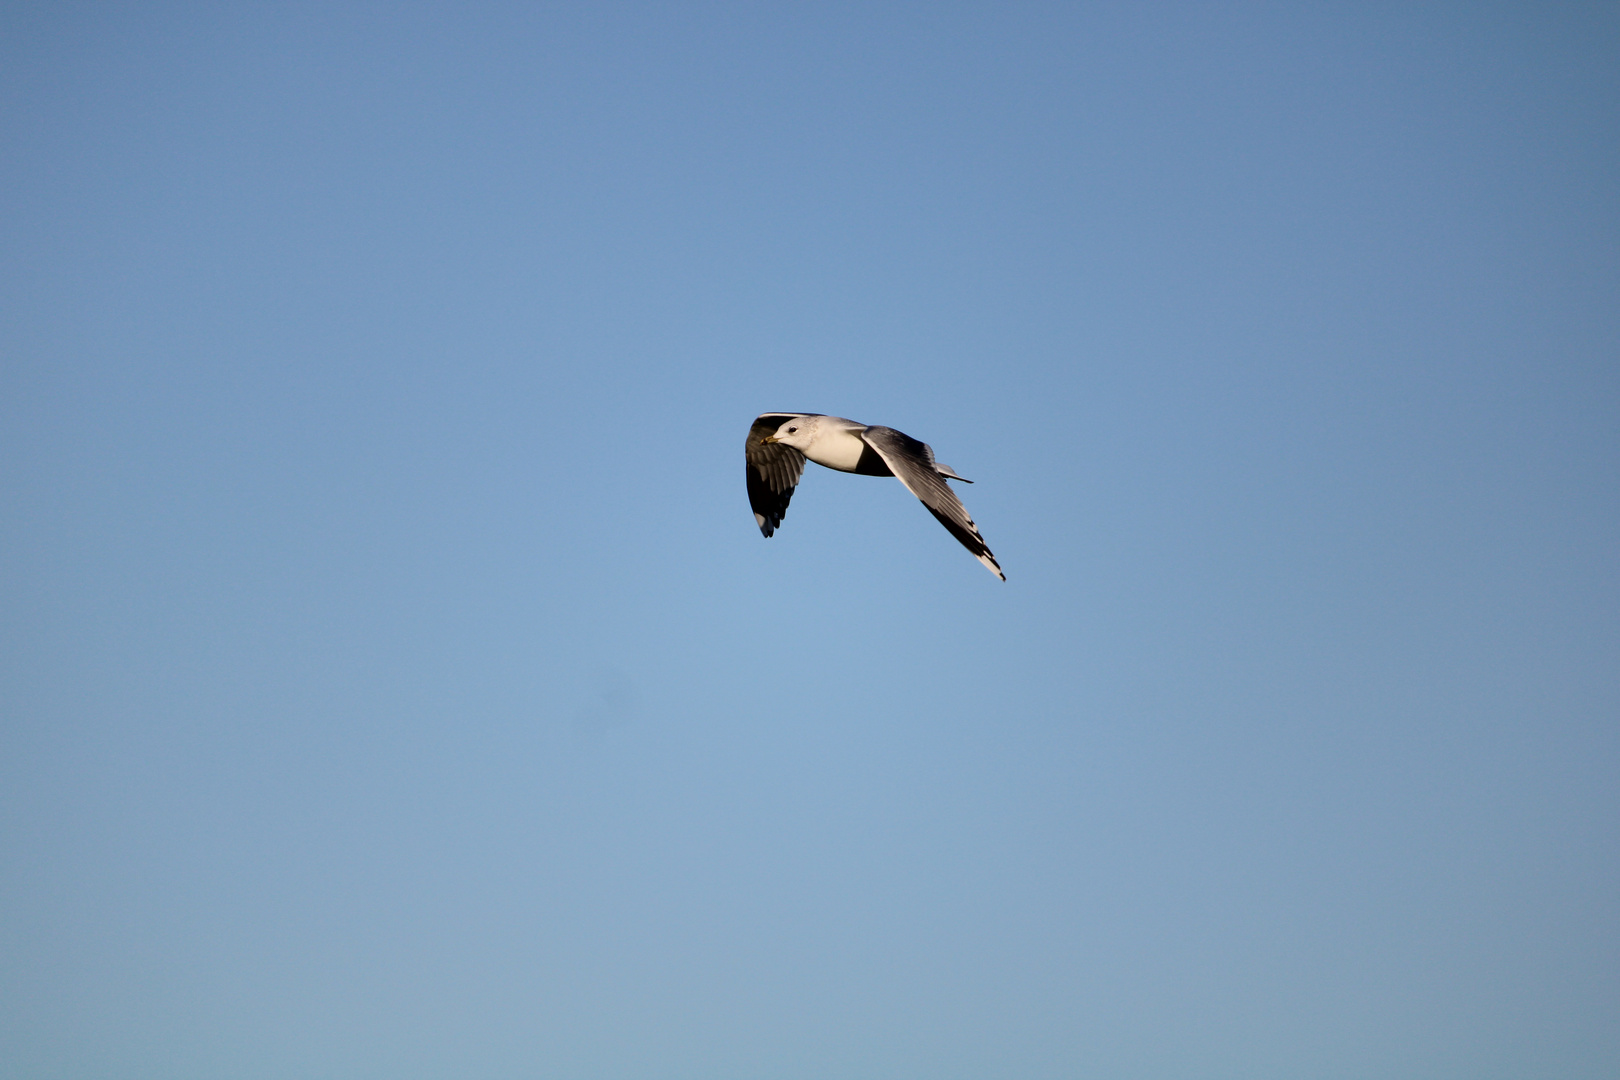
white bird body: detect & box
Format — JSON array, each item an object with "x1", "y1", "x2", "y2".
[
  {"x1": 780, "y1": 415, "x2": 870, "y2": 472},
  {"x1": 768, "y1": 414, "x2": 895, "y2": 474}
]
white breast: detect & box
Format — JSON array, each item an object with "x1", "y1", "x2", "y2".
[{"x1": 803, "y1": 417, "x2": 871, "y2": 472}]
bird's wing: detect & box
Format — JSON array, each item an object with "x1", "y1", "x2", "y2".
[
  {"x1": 860, "y1": 426, "x2": 1004, "y2": 580},
  {"x1": 745, "y1": 413, "x2": 809, "y2": 537}
]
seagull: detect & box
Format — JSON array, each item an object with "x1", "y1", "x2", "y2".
[{"x1": 745, "y1": 413, "x2": 1004, "y2": 580}]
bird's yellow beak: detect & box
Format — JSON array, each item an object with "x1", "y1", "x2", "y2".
[{"x1": 761, "y1": 435, "x2": 779, "y2": 444}]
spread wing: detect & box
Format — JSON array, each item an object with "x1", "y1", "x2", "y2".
[
  {"x1": 745, "y1": 413, "x2": 808, "y2": 537},
  {"x1": 860, "y1": 425, "x2": 1004, "y2": 580}
]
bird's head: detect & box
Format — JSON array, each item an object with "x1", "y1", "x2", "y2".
[{"x1": 763, "y1": 417, "x2": 814, "y2": 450}]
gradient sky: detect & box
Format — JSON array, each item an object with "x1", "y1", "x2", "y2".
[{"x1": 2, "y1": 4, "x2": 1617, "y2": 1079}]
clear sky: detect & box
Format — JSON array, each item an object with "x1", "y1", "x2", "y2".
[{"x1": 2, "y1": 3, "x2": 1616, "y2": 1078}]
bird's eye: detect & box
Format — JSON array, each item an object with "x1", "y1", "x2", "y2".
[{"x1": 787, "y1": 427, "x2": 797, "y2": 433}]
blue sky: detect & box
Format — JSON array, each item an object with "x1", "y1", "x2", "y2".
[{"x1": 2, "y1": 3, "x2": 1617, "y2": 1078}]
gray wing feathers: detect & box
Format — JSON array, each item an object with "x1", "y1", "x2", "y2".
[
  {"x1": 745, "y1": 413, "x2": 807, "y2": 537},
  {"x1": 860, "y1": 426, "x2": 1005, "y2": 580}
]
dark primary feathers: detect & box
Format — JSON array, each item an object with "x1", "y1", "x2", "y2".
[
  {"x1": 745, "y1": 412, "x2": 808, "y2": 536},
  {"x1": 859, "y1": 426, "x2": 1005, "y2": 581}
]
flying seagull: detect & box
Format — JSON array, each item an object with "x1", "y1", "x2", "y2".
[{"x1": 745, "y1": 413, "x2": 1004, "y2": 580}]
